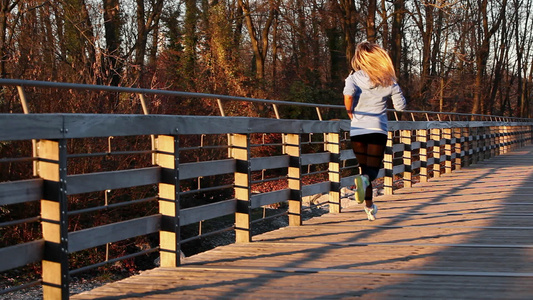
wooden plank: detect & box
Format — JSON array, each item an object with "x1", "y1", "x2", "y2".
[
  {"x1": 67, "y1": 166, "x2": 160, "y2": 195},
  {"x1": 339, "y1": 149, "x2": 355, "y2": 161},
  {"x1": 301, "y1": 152, "x2": 329, "y2": 166},
  {"x1": 156, "y1": 135, "x2": 180, "y2": 267},
  {"x1": 0, "y1": 114, "x2": 528, "y2": 141},
  {"x1": 0, "y1": 240, "x2": 43, "y2": 272},
  {"x1": 251, "y1": 189, "x2": 290, "y2": 209},
  {"x1": 0, "y1": 114, "x2": 347, "y2": 141},
  {"x1": 340, "y1": 175, "x2": 357, "y2": 189},
  {"x1": 250, "y1": 155, "x2": 288, "y2": 171},
  {"x1": 302, "y1": 181, "x2": 329, "y2": 197},
  {"x1": 71, "y1": 269, "x2": 533, "y2": 300},
  {"x1": 38, "y1": 138, "x2": 69, "y2": 300},
  {"x1": 68, "y1": 215, "x2": 160, "y2": 253},
  {"x1": 180, "y1": 199, "x2": 236, "y2": 226},
  {"x1": 0, "y1": 114, "x2": 64, "y2": 141},
  {"x1": 0, "y1": 179, "x2": 42, "y2": 205},
  {"x1": 285, "y1": 133, "x2": 302, "y2": 226},
  {"x1": 64, "y1": 115, "x2": 340, "y2": 137},
  {"x1": 231, "y1": 133, "x2": 252, "y2": 243},
  {"x1": 326, "y1": 132, "x2": 341, "y2": 213},
  {"x1": 180, "y1": 159, "x2": 235, "y2": 179}
]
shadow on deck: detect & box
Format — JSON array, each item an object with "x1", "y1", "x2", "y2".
[{"x1": 73, "y1": 146, "x2": 533, "y2": 299}]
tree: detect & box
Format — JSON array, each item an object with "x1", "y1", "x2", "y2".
[
  {"x1": 469, "y1": 0, "x2": 508, "y2": 115},
  {"x1": 238, "y1": 0, "x2": 277, "y2": 80},
  {"x1": 133, "y1": 0, "x2": 164, "y2": 86},
  {"x1": 0, "y1": 0, "x2": 20, "y2": 78},
  {"x1": 103, "y1": 0, "x2": 122, "y2": 86},
  {"x1": 333, "y1": 0, "x2": 359, "y2": 65},
  {"x1": 365, "y1": 0, "x2": 377, "y2": 42},
  {"x1": 409, "y1": 0, "x2": 436, "y2": 104},
  {"x1": 390, "y1": 0, "x2": 404, "y2": 78}
]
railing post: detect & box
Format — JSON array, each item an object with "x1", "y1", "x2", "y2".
[
  {"x1": 501, "y1": 125, "x2": 509, "y2": 154},
  {"x1": 443, "y1": 128, "x2": 453, "y2": 174},
  {"x1": 156, "y1": 135, "x2": 181, "y2": 267},
  {"x1": 384, "y1": 131, "x2": 394, "y2": 195},
  {"x1": 463, "y1": 127, "x2": 471, "y2": 167},
  {"x1": 326, "y1": 131, "x2": 341, "y2": 213},
  {"x1": 401, "y1": 130, "x2": 413, "y2": 188},
  {"x1": 418, "y1": 129, "x2": 429, "y2": 182},
  {"x1": 431, "y1": 128, "x2": 441, "y2": 178},
  {"x1": 481, "y1": 126, "x2": 490, "y2": 160},
  {"x1": 490, "y1": 126, "x2": 497, "y2": 158},
  {"x1": 511, "y1": 126, "x2": 519, "y2": 150},
  {"x1": 472, "y1": 127, "x2": 480, "y2": 164},
  {"x1": 230, "y1": 133, "x2": 252, "y2": 243},
  {"x1": 284, "y1": 133, "x2": 302, "y2": 225},
  {"x1": 454, "y1": 127, "x2": 463, "y2": 171},
  {"x1": 39, "y1": 139, "x2": 69, "y2": 300}
]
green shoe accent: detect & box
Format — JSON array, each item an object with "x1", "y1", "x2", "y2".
[{"x1": 354, "y1": 175, "x2": 365, "y2": 204}]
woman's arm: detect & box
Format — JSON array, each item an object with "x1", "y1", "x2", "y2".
[
  {"x1": 391, "y1": 84, "x2": 407, "y2": 111},
  {"x1": 344, "y1": 94, "x2": 354, "y2": 119}
]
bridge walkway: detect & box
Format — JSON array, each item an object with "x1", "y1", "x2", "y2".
[{"x1": 73, "y1": 145, "x2": 533, "y2": 299}]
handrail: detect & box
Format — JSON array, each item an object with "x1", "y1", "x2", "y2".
[{"x1": 0, "y1": 79, "x2": 531, "y2": 122}]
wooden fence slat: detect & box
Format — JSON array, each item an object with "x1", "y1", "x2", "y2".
[
  {"x1": 180, "y1": 159, "x2": 235, "y2": 179},
  {"x1": 250, "y1": 156, "x2": 288, "y2": 172},
  {"x1": 302, "y1": 182, "x2": 330, "y2": 197},
  {"x1": 301, "y1": 152, "x2": 330, "y2": 166},
  {"x1": 0, "y1": 179, "x2": 42, "y2": 206},
  {"x1": 180, "y1": 199, "x2": 237, "y2": 226},
  {"x1": 68, "y1": 215, "x2": 161, "y2": 253},
  {"x1": 339, "y1": 149, "x2": 356, "y2": 161},
  {"x1": 0, "y1": 240, "x2": 44, "y2": 272},
  {"x1": 66, "y1": 167, "x2": 160, "y2": 195},
  {"x1": 62, "y1": 115, "x2": 341, "y2": 137},
  {"x1": 0, "y1": 114, "x2": 64, "y2": 141},
  {"x1": 251, "y1": 189, "x2": 291, "y2": 209}
]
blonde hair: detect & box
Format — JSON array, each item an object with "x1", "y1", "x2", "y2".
[{"x1": 351, "y1": 41, "x2": 397, "y2": 87}]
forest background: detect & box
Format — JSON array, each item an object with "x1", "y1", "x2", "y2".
[
  {"x1": 0, "y1": 0, "x2": 532, "y2": 117},
  {"x1": 2, "y1": 0, "x2": 533, "y2": 289}
]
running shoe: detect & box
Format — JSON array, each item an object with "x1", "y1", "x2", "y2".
[
  {"x1": 364, "y1": 204, "x2": 378, "y2": 221},
  {"x1": 354, "y1": 175, "x2": 369, "y2": 204}
]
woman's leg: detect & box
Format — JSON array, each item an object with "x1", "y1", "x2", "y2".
[
  {"x1": 362, "y1": 141, "x2": 386, "y2": 206},
  {"x1": 351, "y1": 134, "x2": 387, "y2": 206}
]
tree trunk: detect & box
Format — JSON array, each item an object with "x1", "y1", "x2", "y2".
[
  {"x1": 366, "y1": 0, "x2": 376, "y2": 42},
  {"x1": 379, "y1": 0, "x2": 389, "y2": 50},
  {"x1": 238, "y1": 0, "x2": 276, "y2": 80},
  {"x1": 103, "y1": 0, "x2": 121, "y2": 86},
  {"x1": 134, "y1": 0, "x2": 164, "y2": 85},
  {"x1": 471, "y1": 0, "x2": 507, "y2": 115},
  {"x1": 391, "y1": 0, "x2": 404, "y2": 76},
  {"x1": 333, "y1": 0, "x2": 358, "y2": 66}
]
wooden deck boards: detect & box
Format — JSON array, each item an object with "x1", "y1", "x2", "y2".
[{"x1": 72, "y1": 146, "x2": 533, "y2": 299}]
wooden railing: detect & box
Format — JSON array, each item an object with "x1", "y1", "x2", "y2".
[{"x1": 0, "y1": 81, "x2": 532, "y2": 299}]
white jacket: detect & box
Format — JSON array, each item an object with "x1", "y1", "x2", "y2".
[{"x1": 343, "y1": 70, "x2": 406, "y2": 136}]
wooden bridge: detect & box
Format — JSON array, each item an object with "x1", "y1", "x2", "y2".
[
  {"x1": 0, "y1": 80, "x2": 532, "y2": 299},
  {"x1": 72, "y1": 145, "x2": 533, "y2": 299}
]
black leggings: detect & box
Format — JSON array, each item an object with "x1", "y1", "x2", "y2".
[{"x1": 350, "y1": 133, "x2": 387, "y2": 200}]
